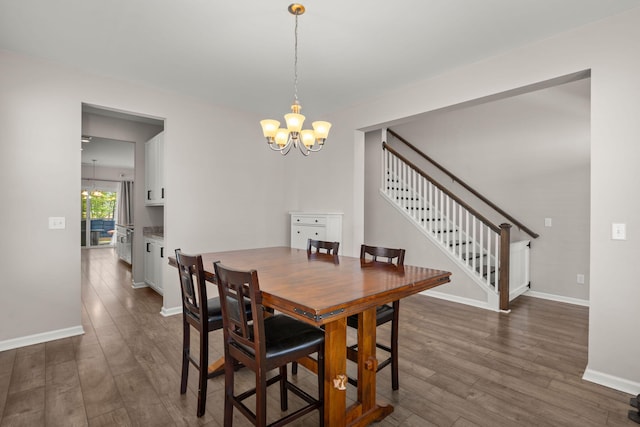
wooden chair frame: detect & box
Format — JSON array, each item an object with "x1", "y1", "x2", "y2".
[
  {"x1": 214, "y1": 261, "x2": 325, "y2": 427},
  {"x1": 307, "y1": 238, "x2": 340, "y2": 255},
  {"x1": 175, "y1": 249, "x2": 223, "y2": 417}
]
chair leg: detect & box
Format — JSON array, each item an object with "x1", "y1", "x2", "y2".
[
  {"x1": 224, "y1": 358, "x2": 234, "y2": 427},
  {"x1": 317, "y1": 348, "x2": 324, "y2": 426},
  {"x1": 196, "y1": 330, "x2": 208, "y2": 417},
  {"x1": 279, "y1": 365, "x2": 288, "y2": 411},
  {"x1": 391, "y1": 300, "x2": 400, "y2": 391},
  {"x1": 256, "y1": 369, "x2": 268, "y2": 427},
  {"x1": 180, "y1": 320, "x2": 190, "y2": 394},
  {"x1": 292, "y1": 361, "x2": 298, "y2": 375}
]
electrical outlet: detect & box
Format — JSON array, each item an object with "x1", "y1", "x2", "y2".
[{"x1": 577, "y1": 274, "x2": 585, "y2": 284}]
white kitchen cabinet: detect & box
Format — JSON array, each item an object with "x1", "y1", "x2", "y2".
[
  {"x1": 145, "y1": 131, "x2": 165, "y2": 206},
  {"x1": 115, "y1": 225, "x2": 132, "y2": 265},
  {"x1": 144, "y1": 236, "x2": 164, "y2": 295},
  {"x1": 290, "y1": 212, "x2": 342, "y2": 251}
]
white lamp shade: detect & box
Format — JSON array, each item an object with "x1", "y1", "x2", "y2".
[
  {"x1": 312, "y1": 121, "x2": 332, "y2": 139},
  {"x1": 284, "y1": 113, "x2": 305, "y2": 133},
  {"x1": 275, "y1": 128, "x2": 290, "y2": 147},
  {"x1": 260, "y1": 119, "x2": 280, "y2": 138},
  {"x1": 300, "y1": 130, "x2": 315, "y2": 147}
]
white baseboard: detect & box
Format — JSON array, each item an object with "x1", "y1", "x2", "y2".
[
  {"x1": 420, "y1": 289, "x2": 497, "y2": 312},
  {"x1": 161, "y1": 306, "x2": 182, "y2": 317},
  {"x1": 583, "y1": 367, "x2": 640, "y2": 395},
  {"x1": 510, "y1": 283, "x2": 530, "y2": 301},
  {"x1": 524, "y1": 290, "x2": 589, "y2": 307},
  {"x1": 0, "y1": 325, "x2": 85, "y2": 352},
  {"x1": 132, "y1": 281, "x2": 148, "y2": 289}
]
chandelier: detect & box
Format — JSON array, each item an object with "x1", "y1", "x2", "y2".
[
  {"x1": 82, "y1": 159, "x2": 103, "y2": 198},
  {"x1": 260, "y1": 4, "x2": 331, "y2": 156}
]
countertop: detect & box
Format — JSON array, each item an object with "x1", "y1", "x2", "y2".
[{"x1": 143, "y1": 226, "x2": 164, "y2": 240}]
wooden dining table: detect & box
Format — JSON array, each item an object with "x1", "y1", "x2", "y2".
[{"x1": 170, "y1": 246, "x2": 451, "y2": 426}]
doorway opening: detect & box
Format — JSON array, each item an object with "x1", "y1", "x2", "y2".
[{"x1": 81, "y1": 183, "x2": 118, "y2": 247}]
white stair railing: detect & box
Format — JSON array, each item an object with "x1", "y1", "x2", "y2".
[{"x1": 382, "y1": 145, "x2": 523, "y2": 310}]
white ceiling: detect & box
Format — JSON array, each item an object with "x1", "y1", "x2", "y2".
[{"x1": 2, "y1": 0, "x2": 639, "y2": 121}]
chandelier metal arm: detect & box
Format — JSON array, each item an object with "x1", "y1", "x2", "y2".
[{"x1": 298, "y1": 141, "x2": 311, "y2": 156}]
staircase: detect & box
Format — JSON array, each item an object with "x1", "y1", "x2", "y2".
[{"x1": 381, "y1": 141, "x2": 531, "y2": 311}]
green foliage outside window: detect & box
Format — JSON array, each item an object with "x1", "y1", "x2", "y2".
[{"x1": 81, "y1": 191, "x2": 117, "y2": 219}]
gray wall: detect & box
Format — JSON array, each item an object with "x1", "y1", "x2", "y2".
[
  {"x1": 0, "y1": 49, "x2": 289, "y2": 347},
  {"x1": 0, "y1": 6, "x2": 638, "y2": 396},
  {"x1": 366, "y1": 78, "x2": 590, "y2": 302},
  {"x1": 325, "y1": 9, "x2": 640, "y2": 394}
]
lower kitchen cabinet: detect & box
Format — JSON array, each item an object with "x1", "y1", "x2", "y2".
[{"x1": 144, "y1": 236, "x2": 164, "y2": 295}]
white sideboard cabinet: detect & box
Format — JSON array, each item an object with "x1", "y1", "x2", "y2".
[{"x1": 290, "y1": 212, "x2": 342, "y2": 251}]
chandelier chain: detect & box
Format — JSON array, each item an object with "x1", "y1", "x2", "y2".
[{"x1": 293, "y1": 12, "x2": 299, "y2": 104}]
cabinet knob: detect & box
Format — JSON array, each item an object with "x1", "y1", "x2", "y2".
[
  {"x1": 315, "y1": 219, "x2": 318, "y2": 223},
  {"x1": 297, "y1": 231, "x2": 300, "y2": 234}
]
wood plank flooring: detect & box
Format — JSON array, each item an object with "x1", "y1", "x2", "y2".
[{"x1": 0, "y1": 248, "x2": 635, "y2": 426}]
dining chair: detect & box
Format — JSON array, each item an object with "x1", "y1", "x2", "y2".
[
  {"x1": 214, "y1": 261, "x2": 325, "y2": 427},
  {"x1": 307, "y1": 238, "x2": 340, "y2": 255},
  {"x1": 174, "y1": 249, "x2": 251, "y2": 417},
  {"x1": 347, "y1": 244, "x2": 406, "y2": 390}
]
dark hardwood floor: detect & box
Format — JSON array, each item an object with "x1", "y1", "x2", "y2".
[{"x1": 0, "y1": 248, "x2": 635, "y2": 426}]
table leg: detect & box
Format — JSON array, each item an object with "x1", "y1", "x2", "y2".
[
  {"x1": 324, "y1": 318, "x2": 347, "y2": 427},
  {"x1": 346, "y1": 307, "x2": 393, "y2": 426}
]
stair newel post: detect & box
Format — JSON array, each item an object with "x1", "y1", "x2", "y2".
[{"x1": 499, "y1": 223, "x2": 512, "y2": 311}]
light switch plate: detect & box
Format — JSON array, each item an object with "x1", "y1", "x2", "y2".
[
  {"x1": 611, "y1": 223, "x2": 626, "y2": 240},
  {"x1": 49, "y1": 216, "x2": 66, "y2": 229},
  {"x1": 544, "y1": 218, "x2": 552, "y2": 227}
]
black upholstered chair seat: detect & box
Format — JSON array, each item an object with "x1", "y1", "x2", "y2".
[
  {"x1": 233, "y1": 314, "x2": 325, "y2": 360},
  {"x1": 346, "y1": 303, "x2": 393, "y2": 328}
]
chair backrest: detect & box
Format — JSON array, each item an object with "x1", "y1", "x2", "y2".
[
  {"x1": 213, "y1": 262, "x2": 265, "y2": 358},
  {"x1": 175, "y1": 249, "x2": 209, "y2": 324},
  {"x1": 360, "y1": 244, "x2": 406, "y2": 266},
  {"x1": 307, "y1": 238, "x2": 340, "y2": 255}
]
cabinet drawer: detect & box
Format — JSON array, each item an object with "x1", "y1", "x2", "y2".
[
  {"x1": 291, "y1": 215, "x2": 326, "y2": 226},
  {"x1": 292, "y1": 225, "x2": 326, "y2": 240}
]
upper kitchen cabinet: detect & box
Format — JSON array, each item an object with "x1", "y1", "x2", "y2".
[{"x1": 145, "y1": 131, "x2": 165, "y2": 206}]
